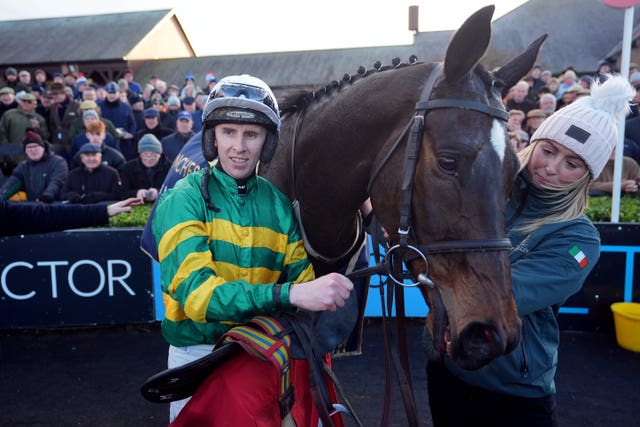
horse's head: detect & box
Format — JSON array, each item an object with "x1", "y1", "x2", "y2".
[{"x1": 372, "y1": 6, "x2": 546, "y2": 370}]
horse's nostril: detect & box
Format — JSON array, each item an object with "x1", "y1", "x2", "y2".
[
  {"x1": 483, "y1": 326, "x2": 494, "y2": 343},
  {"x1": 457, "y1": 322, "x2": 505, "y2": 361}
]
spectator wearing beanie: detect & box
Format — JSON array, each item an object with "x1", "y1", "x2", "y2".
[
  {"x1": 121, "y1": 134, "x2": 171, "y2": 202},
  {"x1": 0, "y1": 130, "x2": 68, "y2": 202}
]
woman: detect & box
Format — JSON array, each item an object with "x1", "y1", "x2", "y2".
[{"x1": 426, "y1": 74, "x2": 634, "y2": 427}]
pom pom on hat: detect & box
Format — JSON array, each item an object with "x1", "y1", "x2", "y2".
[{"x1": 530, "y1": 74, "x2": 634, "y2": 179}]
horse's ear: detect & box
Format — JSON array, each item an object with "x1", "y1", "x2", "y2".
[
  {"x1": 443, "y1": 5, "x2": 495, "y2": 83},
  {"x1": 494, "y1": 34, "x2": 548, "y2": 90}
]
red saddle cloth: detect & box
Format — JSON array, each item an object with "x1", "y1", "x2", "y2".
[{"x1": 169, "y1": 351, "x2": 344, "y2": 427}]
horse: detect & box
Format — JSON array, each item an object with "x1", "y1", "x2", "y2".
[{"x1": 260, "y1": 5, "x2": 547, "y2": 371}]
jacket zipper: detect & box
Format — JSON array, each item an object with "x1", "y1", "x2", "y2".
[{"x1": 520, "y1": 325, "x2": 529, "y2": 379}]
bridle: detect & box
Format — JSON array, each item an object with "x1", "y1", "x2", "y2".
[{"x1": 367, "y1": 62, "x2": 512, "y2": 287}]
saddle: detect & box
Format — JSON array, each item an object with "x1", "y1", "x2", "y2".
[{"x1": 141, "y1": 290, "x2": 360, "y2": 424}]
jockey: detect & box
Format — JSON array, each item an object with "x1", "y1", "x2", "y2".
[{"x1": 151, "y1": 74, "x2": 353, "y2": 426}]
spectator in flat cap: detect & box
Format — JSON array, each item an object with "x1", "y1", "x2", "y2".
[
  {"x1": 121, "y1": 133, "x2": 171, "y2": 203},
  {"x1": 47, "y1": 82, "x2": 81, "y2": 160},
  {"x1": 525, "y1": 109, "x2": 547, "y2": 139},
  {"x1": 63, "y1": 142, "x2": 123, "y2": 204},
  {"x1": 0, "y1": 129, "x2": 68, "y2": 203},
  {"x1": 161, "y1": 111, "x2": 196, "y2": 162},
  {"x1": 15, "y1": 70, "x2": 32, "y2": 94},
  {"x1": 0, "y1": 87, "x2": 18, "y2": 120},
  {"x1": 0, "y1": 91, "x2": 49, "y2": 173}
]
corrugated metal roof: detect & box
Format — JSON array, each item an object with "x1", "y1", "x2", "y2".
[
  {"x1": 134, "y1": 33, "x2": 454, "y2": 90},
  {"x1": 0, "y1": 10, "x2": 173, "y2": 64}
]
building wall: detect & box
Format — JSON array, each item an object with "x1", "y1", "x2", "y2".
[{"x1": 126, "y1": 16, "x2": 194, "y2": 61}]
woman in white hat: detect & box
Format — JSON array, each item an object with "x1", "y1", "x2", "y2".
[{"x1": 426, "y1": 74, "x2": 635, "y2": 427}]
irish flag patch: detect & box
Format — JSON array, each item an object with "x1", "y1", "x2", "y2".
[{"x1": 569, "y1": 245, "x2": 588, "y2": 268}]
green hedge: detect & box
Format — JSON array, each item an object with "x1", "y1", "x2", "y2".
[
  {"x1": 585, "y1": 195, "x2": 640, "y2": 223},
  {"x1": 105, "y1": 195, "x2": 640, "y2": 228},
  {"x1": 108, "y1": 204, "x2": 153, "y2": 228}
]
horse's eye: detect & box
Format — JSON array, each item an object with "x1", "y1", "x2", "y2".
[{"x1": 437, "y1": 155, "x2": 457, "y2": 174}]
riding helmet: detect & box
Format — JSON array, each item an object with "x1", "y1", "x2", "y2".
[{"x1": 201, "y1": 74, "x2": 280, "y2": 163}]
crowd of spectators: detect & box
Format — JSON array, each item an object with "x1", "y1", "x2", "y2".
[
  {"x1": 0, "y1": 66, "x2": 208, "y2": 205},
  {"x1": 503, "y1": 60, "x2": 640, "y2": 197},
  {"x1": 1, "y1": 59, "x2": 640, "y2": 205}
]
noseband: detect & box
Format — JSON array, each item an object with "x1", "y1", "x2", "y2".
[{"x1": 369, "y1": 62, "x2": 511, "y2": 287}]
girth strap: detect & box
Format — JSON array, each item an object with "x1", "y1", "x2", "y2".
[{"x1": 221, "y1": 316, "x2": 295, "y2": 419}]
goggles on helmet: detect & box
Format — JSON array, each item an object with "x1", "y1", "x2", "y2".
[{"x1": 211, "y1": 82, "x2": 277, "y2": 112}]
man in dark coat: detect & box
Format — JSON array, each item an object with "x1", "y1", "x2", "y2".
[
  {"x1": 134, "y1": 108, "x2": 173, "y2": 149},
  {"x1": 63, "y1": 143, "x2": 122, "y2": 204},
  {"x1": 121, "y1": 134, "x2": 171, "y2": 201},
  {"x1": 160, "y1": 111, "x2": 195, "y2": 162},
  {"x1": 0, "y1": 130, "x2": 68, "y2": 202}
]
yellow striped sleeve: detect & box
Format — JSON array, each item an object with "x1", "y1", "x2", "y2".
[
  {"x1": 285, "y1": 238, "x2": 309, "y2": 266},
  {"x1": 183, "y1": 276, "x2": 224, "y2": 323},
  {"x1": 168, "y1": 250, "x2": 216, "y2": 294},
  {"x1": 157, "y1": 220, "x2": 209, "y2": 262},
  {"x1": 163, "y1": 293, "x2": 188, "y2": 322}
]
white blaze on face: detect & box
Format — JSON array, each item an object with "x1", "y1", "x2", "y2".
[{"x1": 490, "y1": 119, "x2": 506, "y2": 162}]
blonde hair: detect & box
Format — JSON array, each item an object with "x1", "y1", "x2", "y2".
[{"x1": 514, "y1": 141, "x2": 591, "y2": 234}]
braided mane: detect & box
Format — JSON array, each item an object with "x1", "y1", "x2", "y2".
[{"x1": 277, "y1": 56, "x2": 422, "y2": 114}]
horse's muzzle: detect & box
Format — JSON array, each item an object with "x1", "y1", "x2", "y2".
[{"x1": 453, "y1": 319, "x2": 522, "y2": 370}]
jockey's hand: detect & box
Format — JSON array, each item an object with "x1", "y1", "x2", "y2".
[{"x1": 289, "y1": 273, "x2": 353, "y2": 312}]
